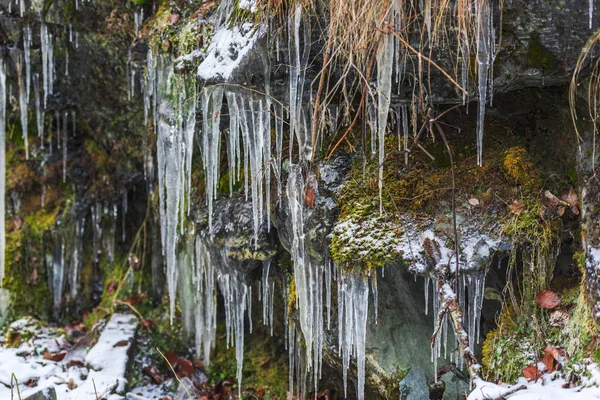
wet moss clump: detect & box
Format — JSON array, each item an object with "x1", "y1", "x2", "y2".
[{"x1": 526, "y1": 33, "x2": 557, "y2": 74}]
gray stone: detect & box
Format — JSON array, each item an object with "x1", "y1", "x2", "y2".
[
  {"x1": 441, "y1": 371, "x2": 470, "y2": 400},
  {"x1": 23, "y1": 387, "x2": 57, "y2": 400},
  {"x1": 400, "y1": 368, "x2": 429, "y2": 400}
]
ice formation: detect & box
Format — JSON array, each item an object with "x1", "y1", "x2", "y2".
[
  {"x1": 475, "y1": 0, "x2": 494, "y2": 166},
  {"x1": 338, "y1": 272, "x2": 370, "y2": 400},
  {"x1": 0, "y1": 56, "x2": 6, "y2": 315}
]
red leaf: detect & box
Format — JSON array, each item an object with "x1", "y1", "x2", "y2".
[
  {"x1": 536, "y1": 290, "x2": 562, "y2": 309},
  {"x1": 177, "y1": 358, "x2": 195, "y2": 378},
  {"x1": 113, "y1": 340, "x2": 129, "y2": 347},
  {"x1": 167, "y1": 13, "x2": 180, "y2": 24},
  {"x1": 143, "y1": 365, "x2": 164, "y2": 384},
  {"x1": 141, "y1": 319, "x2": 157, "y2": 331},
  {"x1": 305, "y1": 188, "x2": 316, "y2": 208},
  {"x1": 43, "y1": 351, "x2": 67, "y2": 362},
  {"x1": 523, "y1": 363, "x2": 542, "y2": 382},
  {"x1": 165, "y1": 350, "x2": 178, "y2": 368},
  {"x1": 106, "y1": 281, "x2": 117, "y2": 294},
  {"x1": 541, "y1": 352, "x2": 556, "y2": 372},
  {"x1": 544, "y1": 345, "x2": 566, "y2": 365}
]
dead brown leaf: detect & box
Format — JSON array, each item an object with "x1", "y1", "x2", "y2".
[
  {"x1": 43, "y1": 351, "x2": 67, "y2": 362},
  {"x1": 509, "y1": 200, "x2": 525, "y2": 215},
  {"x1": 305, "y1": 188, "x2": 316, "y2": 208},
  {"x1": 523, "y1": 363, "x2": 542, "y2": 382},
  {"x1": 536, "y1": 290, "x2": 561, "y2": 309}
]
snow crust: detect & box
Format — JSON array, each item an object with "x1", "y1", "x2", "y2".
[
  {"x1": 197, "y1": 23, "x2": 264, "y2": 81},
  {"x1": 0, "y1": 314, "x2": 138, "y2": 400}
]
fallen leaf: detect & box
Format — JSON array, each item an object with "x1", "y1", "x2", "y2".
[
  {"x1": 113, "y1": 340, "x2": 129, "y2": 347},
  {"x1": 561, "y1": 186, "x2": 578, "y2": 208},
  {"x1": 509, "y1": 200, "x2": 525, "y2": 215},
  {"x1": 144, "y1": 365, "x2": 164, "y2": 384},
  {"x1": 43, "y1": 351, "x2": 67, "y2": 362},
  {"x1": 106, "y1": 281, "x2": 117, "y2": 294},
  {"x1": 305, "y1": 188, "x2": 316, "y2": 208},
  {"x1": 141, "y1": 318, "x2": 157, "y2": 331},
  {"x1": 67, "y1": 359, "x2": 85, "y2": 368},
  {"x1": 468, "y1": 197, "x2": 480, "y2": 206},
  {"x1": 523, "y1": 363, "x2": 542, "y2": 382},
  {"x1": 541, "y1": 352, "x2": 557, "y2": 372},
  {"x1": 544, "y1": 345, "x2": 567, "y2": 365},
  {"x1": 167, "y1": 13, "x2": 180, "y2": 24},
  {"x1": 165, "y1": 350, "x2": 179, "y2": 368},
  {"x1": 177, "y1": 358, "x2": 195, "y2": 378},
  {"x1": 536, "y1": 290, "x2": 561, "y2": 309}
]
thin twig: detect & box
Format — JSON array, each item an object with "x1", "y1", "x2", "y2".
[
  {"x1": 434, "y1": 121, "x2": 461, "y2": 295},
  {"x1": 385, "y1": 25, "x2": 469, "y2": 96},
  {"x1": 157, "y1": 347, "x2": 194, "y2": 400}
]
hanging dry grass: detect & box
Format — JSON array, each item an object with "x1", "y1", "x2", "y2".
[{"x1": 570, "y1": 29, "x2": 600, "y2": 170}]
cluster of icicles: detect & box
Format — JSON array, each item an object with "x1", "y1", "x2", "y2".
[
  {"x1": 136, "y1": 0, "x2": 503, "y2": 398},
  {"x1": 0, "y1": 9, "x2": 85, "y2": 314}
]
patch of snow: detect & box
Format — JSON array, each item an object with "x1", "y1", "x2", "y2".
[
  {"x1": 0, "y1": 314, "x2": 138, "y2": 400},
  {"x1": 197, "y1": 23, "x2": 264, "y2": 81},
  {"x1": 469, "y1": 366, "x2": 600, "y2": 400},
  {"x1": 238, "y1": 0, "x2": 257, "y2": 13}
]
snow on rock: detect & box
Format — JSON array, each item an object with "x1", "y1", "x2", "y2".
[
  {"x1": 469, "y1": 371, "x2": 600, "y2": 400},
  {"x1": 81, "y1": 313, "x2": 138, "y2": 398},
  {"x1": 197, "y1": 22, "x2": 264, "y2": 81},
  {"x1": 0, "y1": 314, "x2": 138, "y2": 400},
  {"x1": 238, "y1": 0, "x2": 257, "y2": 13}
]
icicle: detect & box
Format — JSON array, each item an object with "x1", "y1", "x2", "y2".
[
  {"x1": 121, "y1": 190, "x2": 127, "y2": 242},
  {"x1": 41, "y1": 23, "x2": 54, "y2": 108},
  {"x1": 376, "y1": 32, "x2": 393, "y2": 214},
  {"x1": 69, "y1": 216, "x2": 85, "y2": 298},
  {"x1": 53, "y1": 239, "x2": 65, "y2": 307},
  {"x1": 65, "y1": 49, "x2": 69, "y2": 76},
  {"x1": 286, "y1": 165, "x2": 331, "y2": 395},
  {"x1": 24, "y1": 25, "x2": 31, "y2": 103},
  {"x1": 17, "y1": 54, "x2": 29, "y2": 159},
  {"x1": 590, "y1": 0, "x2": 594, "y2": 29},
  {"x1": 475, "y1": 0, "x2": 493, "y2": 167},
  {"x1": 371, "y1": 271, "x2": 378, "y2": 325},
  {"x1": 425, "y1": 276, "x2": 430, "y2": 315},
  {"x1": 338, "y1": 271, "x2": 370, "y2": 400},
  {"x1": 200, "y1": 86, "x2": 223, "y2": 232},
  {"x1": 34, "y1": 74, "x2": 44, "y2": 148},
  {"x1": 0, "y1": 56, "x2": 6, "y2": 308},
  {"x1": 63, "y1": 112, "x2": 68, "y2": 182}
]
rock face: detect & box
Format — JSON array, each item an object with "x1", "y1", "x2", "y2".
[{"x1": 0, "y1": 0, "x2": 598, "y2": 399}]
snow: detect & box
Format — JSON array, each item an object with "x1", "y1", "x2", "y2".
[
  {"x1": 238, "y1": 0, "x2": 257, "y2": 13},
  {"x1": 469, "y1": 371, "x2": 600, "y2": 400},
  {"x1": 197, "y1": 23, "x2": 263, "y2": 81},
  {"x1": 0, "y1": 314, "x2": 138, "y2": 400}
]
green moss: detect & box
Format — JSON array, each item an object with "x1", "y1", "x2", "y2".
[
  {"x1": 526, "y1": 33, "x2": 557, "y2": 74},
  {"x1": 209, "y1": 322, "x2": 288, "y2": 398},
  {"x1": 502, "y1": 146, "x2": 542, "y2": 194}
]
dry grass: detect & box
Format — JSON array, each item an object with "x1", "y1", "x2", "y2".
[
  {"x1": 256, "y1": 0, "x2": 503, "y2": 156},
  {"x1": 570, "y1": 29, "x2": 600, "y2": 170}
]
